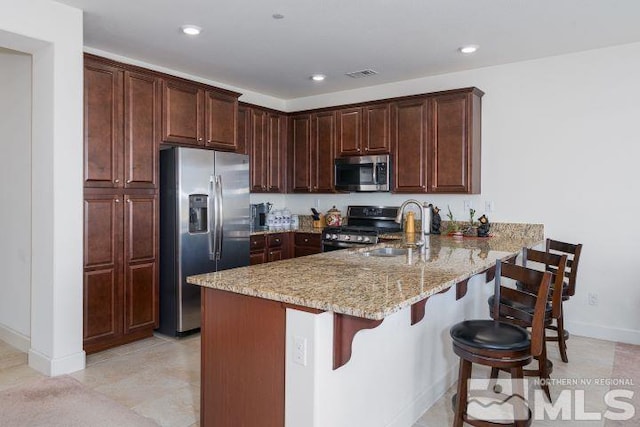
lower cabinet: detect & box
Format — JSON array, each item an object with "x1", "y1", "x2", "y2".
[
  {"x1": 294, "y1": 233, "x2": 322, "y2": 257},
  {"x1": 83, "y1": 192, "x2": 158, "y2": 353},
  {"x1": 250, "y1": 233, "x2": 291, "y2": 265},
  {"x1": 250, "y1": 232, "x2": 321, "y2": 265}
]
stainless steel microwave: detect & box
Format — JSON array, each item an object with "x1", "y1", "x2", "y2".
[{"x1": 334, "y1": 155, "x2": 390, "y2": 192}]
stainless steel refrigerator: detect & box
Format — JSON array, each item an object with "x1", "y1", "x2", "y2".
[{"x1": 159, "y1": 147, "x2": 250, "y2": 336}]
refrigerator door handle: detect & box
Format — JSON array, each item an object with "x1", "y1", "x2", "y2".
[
  {"x1": 215, "y1": 175, "x2": 224, "y2": 260},
  {"x1": 208, "y1": 175, "x2": 218, "y2": 261}
]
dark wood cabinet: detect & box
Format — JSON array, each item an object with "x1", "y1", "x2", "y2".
[
  {"x1": 161, "y1": 79, "x2": 203, "y2": 146},
  {"x1": 337, "y1": 103, "x2": 391, "y2": 157},
  {"x1": 249, "y1": 106, "x2": 286, "y2": 193},
  {"x1": 391, "y1": 97, "x2": 430, "y2": 193},
  {"x1": 204, "y1": 90, "x2": 238, "y2": 151},
  {"x1": 237, "y1": 104, "x2": 250, "y2": 155},
  {"x1": 123, "y1": 194, "x2": 158, "y2": 334},
  {"x1": 291, "y1": 112, "x2": 335, "y2": 193},
  {"x1": 294, "y1": 233, "x2": 322, "y2": 257},
  {"x1": 337, "y1": 107, "x2": 362, "y2": 156},
  {"x1": 250, "y1": 233, "x2": 291, "y2": 265},
  {"x1": 84, "y1": 57, "x2": 160, "y2": 190},
  {"x1": 123, "y1": 70, "x2": 161, "y2": 189},
  {"x1": 428, "y1": 90, "x2": 482, "y2": 193},
  {"x1": 83, "y1": 191, "x2": 158, "y2": 353},
  {"x1": 391, "y1": 89, "x2": 482, "y2": 194},
  {"x1": 84, "y1": 54, "x2": 163, "y2": 353},
  {"x1": 162, "y1": 78, "x2": 239, "y2": 151},
  {"x1": 84, "y1": 59, "x2": 123, "y2": 188}
]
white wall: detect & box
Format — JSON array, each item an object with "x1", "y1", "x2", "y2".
[
  {"x1": 279, "y1": 42, "x2": 640, "y2": 344},
  {"x1": 0, "y1": 0, "x2": 85, "y2": 375},
  {"x1": 0, "y1": 48, "x2": 32, "y2": 351}
]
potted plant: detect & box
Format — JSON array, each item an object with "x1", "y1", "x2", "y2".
[{"x1": 445, "y1": 206, "x2": 463, "y2": 237}]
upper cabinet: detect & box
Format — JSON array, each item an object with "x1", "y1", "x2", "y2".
[
  {"x1": 84, "y1": 57, "x2": 160, "y2": 189},
  {"x1": 248, "y1": 105, "x2": 286, "y2": 193},
  {"x1": 391, "y1": 88, "x2": 483, "y2": 194},
  {"x1": 337, "y1": 103, "x2": 391, "y2": 157},
  {"x1": 428, "y1": 90, "x2": 482, "y2": 194},
  {"x1": 290, "y1": 111, "x2": 336, "y2": 193},
  {"x1": 161, "y1": 79, "x2": 239, "y2": 151}
]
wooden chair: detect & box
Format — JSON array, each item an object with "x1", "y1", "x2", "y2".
[
  {"x1": 545, "y1": 238, "x2": 583, "y2": 363},
  {"x1": 488, "y1": 248, "x2": 567, "y2": 401},
  {"x1": 450, "y1": 260, "x2": 552, "y2": 427}
]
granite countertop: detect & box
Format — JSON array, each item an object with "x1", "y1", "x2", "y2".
[
  {"x1": 250, "y1": 225, "x2": 323, "y2": 236},
  {"x1": 188, "y1": 228, "x2": 543, "y2": 320}
]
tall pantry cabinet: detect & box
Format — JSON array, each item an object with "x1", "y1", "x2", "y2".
[{"x1": 83, "y1": 55, "x2": 159, "y2": 353}]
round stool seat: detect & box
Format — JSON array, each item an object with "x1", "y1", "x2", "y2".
[
  {"x1": 450, "y1": 320, "x2": 530, "y2": 351},
  {"x1": 488, "y1": 295, "x2": 552, "y2": 316}
]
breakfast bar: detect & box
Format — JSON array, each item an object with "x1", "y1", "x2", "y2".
[{"x1": 188, "y1": 227, "x2": 543, "y2": 427}]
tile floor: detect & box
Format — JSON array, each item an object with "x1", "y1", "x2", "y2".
[{"x1": 0, "y1": 334, "x2": 638, "y2": 426}]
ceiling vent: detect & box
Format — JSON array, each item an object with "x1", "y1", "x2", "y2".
[{"x1": 345, "y1": 69, "x2": 378, "y2": 79}]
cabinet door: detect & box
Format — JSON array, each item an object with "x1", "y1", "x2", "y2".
[
  {"x1": 250, "y1": 250, "x2": 267, "y2": 265},
  {"x1": 205, "y1": 91, "x2": 238, "y2": 151},
  {"x1": 290, "y1": 114, "x2": 312, "y2": 192},
  {"x1": 312, "y1": 111, "x2": 336, "y2": 193},
  {"x1": 363, "y1": 103, "x2": 391, "y2": 154},
  {"x1": 84, "y1": 60, "x2": 123, "y2": 188},
  {"x1": 123, "y1": 194, "x2": 158, "y2": 333},
  {"x1": 267, "y1": 113, "x2": 285, "y2": 192},
  {"x1": 250, "y1": 109, "x2": 268, "y2": 192},
  {"x1": 162, "y1": 79, "x2": 204, "y2": 146},
  {"x1": 124, "y1": 71, "x2": 160, "y2": 189},
  {"x1": 429, "y1": 92, "x2": 480, "y2": 193},
  {"x1": 392, "y1": 98, "x2": 429, "y2": 193},
  {"x1": 237, "y1": 105, "x2": 250, "y2": 155},
  {"x1": 83, "y1": 194, "x2": 123, "y2": 345},
  {"x1": 337, "y1": 107, "x2": 362, "y2": 156}
]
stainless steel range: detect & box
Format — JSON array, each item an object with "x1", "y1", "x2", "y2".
[{"x1": 321, "y1": 206, "x2": 401, "y2": 252}]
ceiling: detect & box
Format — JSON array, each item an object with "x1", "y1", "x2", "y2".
[{"x1": 58, "y1": 0, "x2": 640, "y2": 99}]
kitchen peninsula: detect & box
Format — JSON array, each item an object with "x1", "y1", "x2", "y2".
[{"x1": 188, "y1": 227, "x2": 543, "y2": 427}]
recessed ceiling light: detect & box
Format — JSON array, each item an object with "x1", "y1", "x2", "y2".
[
  {"x1": 181, "y1": 25, "x2": 202, "y2": 36},
  {"x1": 459, "y1": 45, "x2": 479, "y2": 54},
  {"x1": 311, "y1": 74, "x2": 326, "y2": 82},
  {"x1": 272, "y1": 13, "x2": 284, "y2": 19}
]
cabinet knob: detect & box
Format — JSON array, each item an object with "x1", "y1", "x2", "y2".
[
  {"x1": 114, "y1": 179, "x2": 120, "y2": 183},
  {"x1": 115, "y1": 199, "x2": 121, "y2": 203},
  {"x1": 126, "y1": 179, "x2": 131, "y2": 184},
  {"x1": 357, "y1": 148, "x2": 361, "y2": 152},
  {"x1": 126, "y1": 199, "x2": 131, "y2": 203},
  {"x1": 198, "y1": 137, "x2": 203, "y2": 142},
  {"x1": 304, "y1": 238, "x2": 309, "y2": 243},
  {"x1": 364, "y1": 147, "x2": 369, "y2": 151}
]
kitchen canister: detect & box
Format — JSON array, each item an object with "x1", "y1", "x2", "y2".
[
  {"x1": 325, "y1": 206, "x2": 342, "y2": 227},
  {"x1": 290, "y1": 214, "x2": 299, "y2": 229}
]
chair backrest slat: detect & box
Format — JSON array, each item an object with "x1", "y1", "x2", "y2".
[{"x1": 546, "y1": 238, "x2": 583, "y2": 297}]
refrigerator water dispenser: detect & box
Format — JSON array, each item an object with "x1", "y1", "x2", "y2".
[{"x1": 188, "y1": 194, "x2": 208, "y2": 233}]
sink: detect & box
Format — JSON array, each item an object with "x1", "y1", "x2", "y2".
[{"x1": 362, "y1": 247, "x2": 408, "y2": 257}]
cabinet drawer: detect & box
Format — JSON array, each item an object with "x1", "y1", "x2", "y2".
[
  {"x1": 294, "y1": 233, "x2": 321, "y2": 247},
  {"x1": 250, "y1": 235, "x2": 266, "y2": 251},
  {"x1": 267, "y1": 233, "x2": 286, "y2": 248}
]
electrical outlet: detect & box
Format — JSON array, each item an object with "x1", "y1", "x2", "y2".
[
  {"x1": 485, "y1": 201, "x2": 495, "y2": 213},
  {"x1": 293, "y1": 336, "x2": 308, "y2": 366},
  {"x1": 588, "y1": 292, "x2": 599, "y2": 306},
  {"x1": 314, "y1": 199, "x2": 320, "y2": 209},
  {"x1": 464, "y1": 200, "x2": 472, "y2": 212}
]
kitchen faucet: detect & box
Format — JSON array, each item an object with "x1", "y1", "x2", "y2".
[{"x1": 395, "y1": 199, "x2": 432, "y2": 238}]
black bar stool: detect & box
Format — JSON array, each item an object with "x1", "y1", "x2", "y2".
[
  {"x1": 545, "y1": 238, "x2": 583, "y2": 363},
  {"x1": 488, "y1": 247, "x2": 567, "y2": 401},
  {"x1": 450, "y1": 260, "x2": 552, "y2": 427}
]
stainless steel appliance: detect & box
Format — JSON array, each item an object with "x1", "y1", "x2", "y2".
[
  {"x1": 322, "y1": 205, "x2": 401, "y2": 252},
  {"x1": 334, "y1": 154, "x2": 390, "y2": 192},
  {"x1": 159, "y1": 147, "x2": 250, "y2": 336},
  {"x1": 251, "y1": 202, "x2": 271, "y2": 231}
]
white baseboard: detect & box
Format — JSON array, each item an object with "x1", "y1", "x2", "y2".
[
  {"x1": 0, "y1": 323, "x2": 30, "y2": 352},
  {"x1": 28, "y1": 348, "x2": 86, "y2": 376},
  {"x1": 387, "y1": 365, "x2": 458, "y2": 427},
  {"x1": 566, "y1": 320, "x2": 640, "y2": 345}
]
